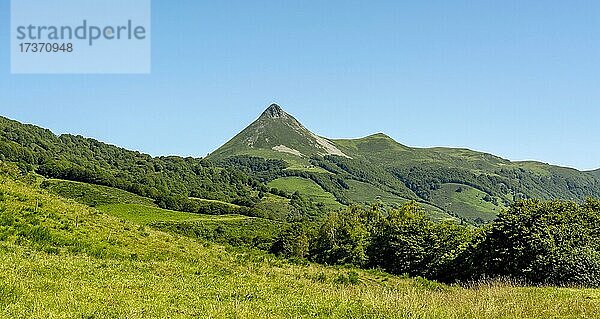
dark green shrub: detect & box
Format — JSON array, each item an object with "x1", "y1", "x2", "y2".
[
  {"x1": 452, "y1": 199, "x2": 600, "y2": 287},
  {"x1": 271, "y1": 222, "x2": 310, "y2": 258},
  {"x1": 311, "y1": 206, "x2": 369, "y2": 266}
]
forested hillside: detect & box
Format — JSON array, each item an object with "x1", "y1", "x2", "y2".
[
  {"x1": 210, "y1": 105, "x2": 600, "y2": 224},
  {"x1": 333, "y1": 135, "x2": 600, "y2": 209},
  {"x1": 0, "y1": 116, "x2": 262, "y2": 210}
]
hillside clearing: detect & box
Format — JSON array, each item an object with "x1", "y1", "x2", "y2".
[{"x1": 268, "y1": 177, "x2": 343, "y2": 210}]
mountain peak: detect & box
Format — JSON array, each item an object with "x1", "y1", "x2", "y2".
[
  {"x1": 210, "y1": 103, "x2": 352, "y2": 160},
  {"x1": 261, "y1": 103, "x2": 287, "y2": 119}
]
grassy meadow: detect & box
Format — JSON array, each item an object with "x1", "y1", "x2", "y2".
[
  {"x1": 429, "y1": 183, "x2": 505, "y2": 224},
  {"x1": 0, "y1": 163, "x2": 599, "y2": 318},
  {"x1": 268, "y1": 177, "x2": 343, "y2": 210}
]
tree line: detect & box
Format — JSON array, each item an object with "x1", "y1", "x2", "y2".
[
  {"x1": 0, "y1": 116, "x2": 264, "y2": 211},
  {"x1": 272, "y1": 199, "x2": 600, "y2": 287}
]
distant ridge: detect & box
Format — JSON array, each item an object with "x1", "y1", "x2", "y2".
[{"x1": 208, "y1": 104, "x2": 600, "y2": 224}]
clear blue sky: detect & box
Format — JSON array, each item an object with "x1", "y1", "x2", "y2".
[{"x1": 1, "y1": 1, "x2": 599, "y2": 170}]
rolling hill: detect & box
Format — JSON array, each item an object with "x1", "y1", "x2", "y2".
[
  {"x1": 210, "y1": 104, "x2": 600, "y2": 224},
  {"x1": 0, "y1": 115, "x2": 261, "y2": 207},
  {"x1": 1, "y1": 161, "x2": 596, "y2": 318}
]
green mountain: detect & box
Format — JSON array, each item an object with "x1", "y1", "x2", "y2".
[
  {"x1": 589, "y1": 169, "x2": 600, "y2": 179},
  {"x1": 210, "y1": 104, "x2": 352, "y2": 165},
  {"x1": 210, "y1": 104, "x2": 600, "y2": 224}
]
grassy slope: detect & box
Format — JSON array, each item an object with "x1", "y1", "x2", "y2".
[
  {"x1": 334, "y1": 134, "x2": 600, "y2": 221},
  {"x1": 214, "y1": 126, "x2": 503, "y2": 222},
  {"x1": 268, "y1": 177, "x2": 344, "y2": 210},
  {"x1": 44, "y1": 179, "x2": 301, "y2": 225},
  {"x1": 213, "y1": 119, "x2": 600, "y2": 224},
  {"x1": 1, "y1": 164, "x2": 599, "y2": 317},
  {"x1": 209, "y1": 110, "x2": 509, "y2": 221},
  {"x1": 343, "y1": 179, "x2": 409, "y2": 205},
  {"x1": 96, "y1": 204, "x2": 246, "y2": 225},
  {"x1": 97, "y1": 203, "x2": 281, "y2": 250},
  {"x1": 335, "y1": 135, "x2": 525, "y2": 175},
  {"x1": 44, "y1": 179, "x2": 248, "y2": 211},
  {"x1": 44, "y1": 179, "x2": 258, "y2": 217},
  {"x1": 335, "y1": 136, "x2": 506, "y2": 222},
  {"x1": 42, "y1": 178, "x2": 281, "y2": 249},
  {"x1": 344, "y1": 180, "x2": 458, "y2": 222},
  {"x1": 208, "y1": 107, "x2": 319, "y2": 166},
  {"x1": 429, "y1": 183, "x2": 506, "y2": 223},
  {"x1": 41, "y1": 178, "x2": 281, "y2": 246},
  {"x1": 188, "y1": 197, "x2": 243, "y2": 209},
  {"x1": 42, "y1": 179, "x2": 156, "y2": 207}
]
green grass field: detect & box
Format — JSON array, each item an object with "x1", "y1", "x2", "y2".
[
  {"x1": 343, "y1": 180, "x2": 458, "y2": 222},
  {"x1": 3, "y1": 244, "x2": 599, "y2": 319},
  {"x1": 268, "y1": 177, "x2": 343, "y2": 210},
  {"x1": 430, "y1": 183, "x2": 506, "y2": 223},
  {"x1": 343, "y1": 180, "x2": 409, "y2": 205},
  {"x1": 1, "y1": 164, "x2": 599, "y2": 318},
  {"x1": 41, "y1": 179, "x2": 156, "y2": 207},
  {"x1": 188, "y1": 197, "x2": 243, "y2": 209},
  {"x1": 97, "y1": 203, "x2": 247, "y2": 225},
  {"x1": 97, "y1": 203, "x2": 280, "y2": 250}
]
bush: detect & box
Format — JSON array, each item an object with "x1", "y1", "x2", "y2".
[
  {"x1": 452, "y1": 199, "x2": 600, "y2": 287},
  {"x1": 311, "y1": 206, "x2": 370, "y2": 266},
  {"x1": 368, "y1": 202, "x2": 473, "y2": 278},
  {"x1": 271, "y1": 222, "x2": 311, "y2": 258}
]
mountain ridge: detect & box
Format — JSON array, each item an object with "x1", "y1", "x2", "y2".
[
  {"x1": 588, "y1": 169, "x2": 600, "y2": 179},
  {"x1": 1, "y1": 105, "x2": 599, "y2": 225},
  {"x1": 210, "y1": 105, "x2": 592, "y2": 174},
  {"x1": 209, "y1": 104, "x2": 600, "y2": 224},
  {"x1": 214, "y1": 105, "x2": 589, "y2": 172}
]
